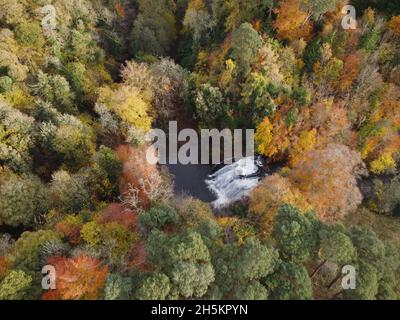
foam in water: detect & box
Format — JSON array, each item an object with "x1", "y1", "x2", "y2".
[{"x1": 205, "y1": 156, "x2": 264, "y2": 208}]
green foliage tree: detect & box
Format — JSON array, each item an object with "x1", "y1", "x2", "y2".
[
  {"x1": 230, "y1": 23, "x2": 262, "y2": 78},
  {"x1": 351, "y1": 0, "x2": 400, "y2": 16},
  {"x1": 34, "y1": 71, "x2": 76, "y2": 114},
  {"x1": 146, "y1": 230, "x2": 214, "y2": 298},
  {"x1": 50, "y1": 170, "x2": 91, "y2": 214},
  {"x1": 10, "y1": 230, "x2": 62, "y2": 272},
  {"x1": 312, "y1": 225, "x2": 356, "y2": 277},
  {"x1": 0, "y1": 270, "x2": 32, "y2": 300},
  {"x1": 139, "y1": 204, "x2": 179, "y2": 231},
  {"x1": 0, "y1": 102, "x2": 34, "y2": 172},
  {"x1": 135, "y1": 272, "x2": 170, "y2": 300},
  {"x1": 0, "y1": 172, "x2": 49, "y2": 227},
  {"x1": 14, "y1": 21, "x2": 45, "y2": 48},
  {"x1": 130, "y1": 0, "x2": 177, "y2": 56},
  {"x1": 273, "y1": 205, "x2": 318, "y2": 263},
  {"x1": 300, "y1": 0, "x2": 339, "y2": 20},
  {"x1": 210, "y1": 237, "x2": 277, "y2": 299},
  {"x1": 81, "y1": 221, "x2": 136, "y2": 266},
  {"x1": 233, "y1": 280, "x2": 268, "y2": 300},
  {"x1": 87, "y1": 146, "x2": 122, "y2": 201},
  {"x1": 103, "y1": 273, "x2": 132, "y2": 300},
  {"x1": 265, "y1": 261, "x2": 313, "y2": 300},
  {"x1": 52, "y1": 121, "x2": 95, "y2": 170},
  {"x1": 195, "y1": 84, "x2": 226, "y2": 125}
]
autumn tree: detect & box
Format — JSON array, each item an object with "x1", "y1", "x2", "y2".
[
  {"x1": 43, "y1": 254, "x2": 108, "y2": 300},
  {"x1": 338, "y1": 53, "x2": 362, "y2": 92},
  {"x1": 249, "y1": 174, "x2": 311, "y2": 236},
  {"x1": 288, "y1": 144, "x2": 366, "y2": 223},
  {"x1": 96, "y1": 203, "x2": 138, "y2": 231},
  {"x1": 96, "y1": 85, "x2": 152, "y2": 132},
  {"x1": 117, "y1": 145, "x2": 172, "y2": 211},
  {"x1": 289, "y1": 129, "x2": 317, "y2": 165},
  {"x1": 387, "y1": 16, "x2": 400, "y2": 37},
  {"x1": 274, "y1": 0, "x2": 313, "y2": 42},
  {"x1": 254, "y1": 116, "x2": 273, "y2": 156}
]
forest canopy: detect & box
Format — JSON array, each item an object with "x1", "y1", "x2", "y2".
[{"x1": 0, "y1": 0, "x2": 399, "y2": 301}]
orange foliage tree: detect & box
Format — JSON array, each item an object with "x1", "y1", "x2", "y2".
[
  {"x1": 42, "y1": 254, "x2": 108, "y2": 300},
  {"x1": 288, "y1": 143, "x2": 366, "y2": 223},
  {"x1": 310, "y1": 101, "x2": 354, "y2": 148},
  {"x1": 116, "y1": 144, "x2": 163, "y2": 210},
  {"x1": 249, "y1": 174, "x2": 311, "y2": 237},
  {"x1": 387, "y1": 16, "x2": 400, "y2": 37},
  {"x1": 339, "y1": 52, "x2": 362, "y2": 92},
  {"x1": 54, "y1": 219, "x2": 82, "y2": 245},
  {"x1": 274, "y1": 0, "x2": 313, "y2": 42}
]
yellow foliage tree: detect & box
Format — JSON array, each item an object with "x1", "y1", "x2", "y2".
[
  {"x1": 255, "y1": 116, "x2": 273, "y2": 157},
  {"x1": 290, "y1": 128, "x2": 317, "y2": 165},
  {"x1": 97, "y1": 85, "x2": 152, "y2": 131},
  {"x1": 370, "y1": 153, "x2": 397, "y2": 174}
]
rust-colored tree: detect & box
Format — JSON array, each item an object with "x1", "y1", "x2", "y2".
[
  {"x1": 288, "y1": 143, "x2": 366, "y2": 223},
  {"x1": 96, "y1": 203, "x2": 138, "y2": 231},
  {"x1": 339, "y1": 52, "x2": 362, "y2": 92},
  {"x1": 116, "y1": 144, "x2": 163, "y2": 210},
  {"x1": 42, "y1": 254, "x2": 108, "y2": 300},
  {"x1": 0, "y1": 256, "x2": 8, "y2": 278}
]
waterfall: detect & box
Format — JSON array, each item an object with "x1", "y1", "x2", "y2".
[{"x1": 205, "y1": 156, "x2": 265, "y2": 208}]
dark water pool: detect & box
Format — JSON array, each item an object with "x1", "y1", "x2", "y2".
[{"x1": 165, "y1": 163, "x2": 216, "y2": 202}]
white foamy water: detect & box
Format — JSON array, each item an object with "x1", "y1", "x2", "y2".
[{"x1": 205, "y1": 156, "x2": 264, "y2": 208}]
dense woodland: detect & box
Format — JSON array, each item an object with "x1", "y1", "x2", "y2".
[{"x1": 0, "y1": 0, "x2": 400, "y2": 300}]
